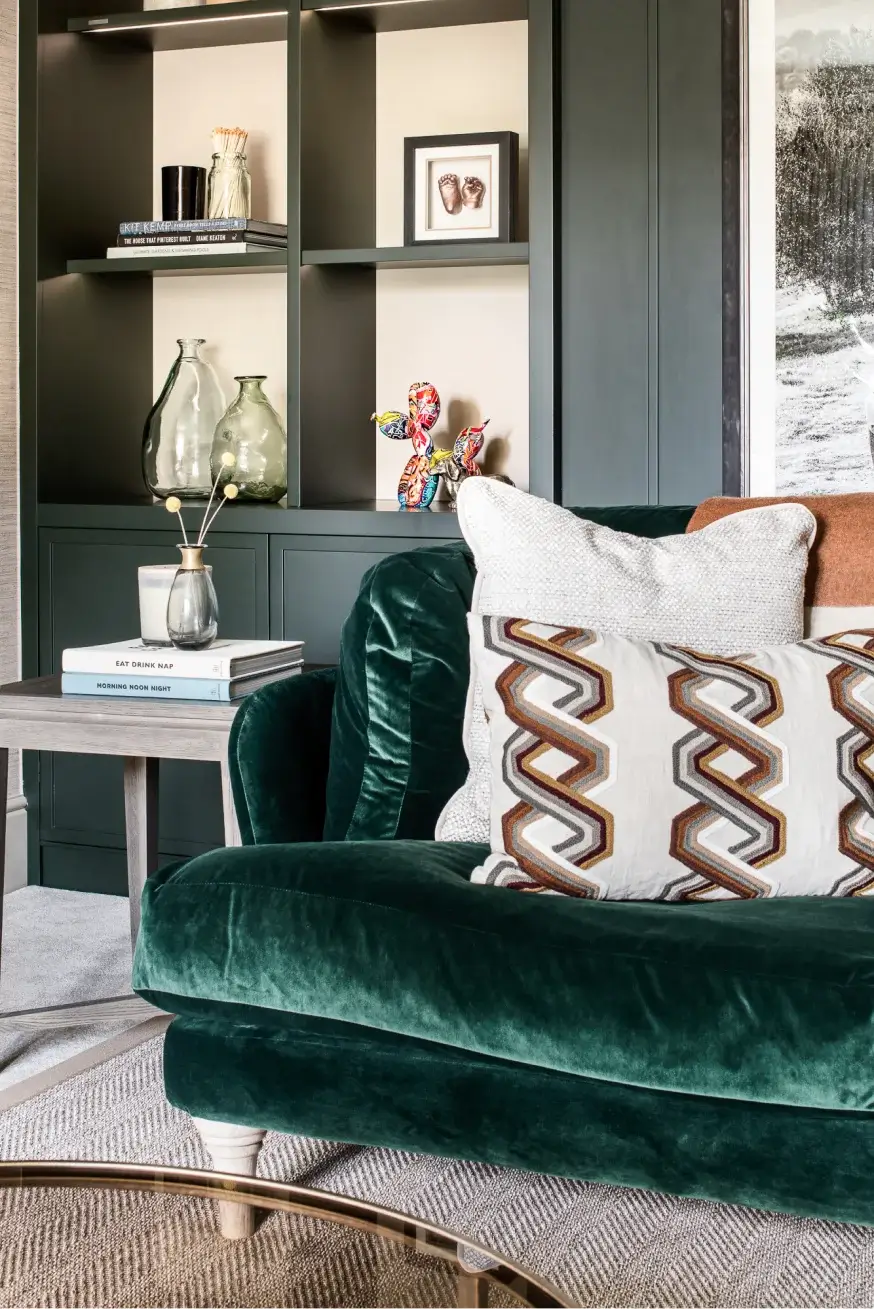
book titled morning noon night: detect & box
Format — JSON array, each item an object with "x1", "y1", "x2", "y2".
[{"x1": 60, "y1": 671, "x2": 301, "y2": 702}]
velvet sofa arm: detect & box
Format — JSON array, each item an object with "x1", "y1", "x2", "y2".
[{"x1": 228, "y1": 667, "x2": 337, "y2": 845}]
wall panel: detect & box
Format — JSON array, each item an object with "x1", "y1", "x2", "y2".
[
  {"x1": 560, "y1": 0, "x2": 726, "y2": 508},
  {"x1": 657, "y1": 0, "x2": 725, "y2": 504}
]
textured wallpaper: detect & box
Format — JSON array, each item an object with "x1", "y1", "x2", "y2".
[{"x1": 0, "y1": 0, "x2": 19, "y2": 799}]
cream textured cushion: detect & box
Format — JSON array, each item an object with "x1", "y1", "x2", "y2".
[
  {"x1": 469, "y1": 617, "x2": 874, "y2": 900},
  {"x1": 436, "y1": 482, "x2": 817, "y2": 844}
]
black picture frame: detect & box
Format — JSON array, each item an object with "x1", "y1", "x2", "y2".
[{"x1": 403, "y1": 131, "x2": 519, "y2": 246}]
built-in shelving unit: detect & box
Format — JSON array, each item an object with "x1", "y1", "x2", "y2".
[
  {"x1": 21, "y1": 0, "x2": 557, "y2": 892},
  {"x1": 48, "y1": 0, "x2": 552, "y2": 513}
]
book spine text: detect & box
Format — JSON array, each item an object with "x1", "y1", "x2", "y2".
[
  {"x1": 62, "y1": 673, "x2": 233, "y2": 701},
  {"x1": 120, "y1": 219, "x2": 249, "y2": 235},
  {"x1": 62, "y1": 652, "x2": 232, "y2": 678}
]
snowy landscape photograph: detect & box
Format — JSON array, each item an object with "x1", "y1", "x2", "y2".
[{"x1": 775, "y1": 1, "x2": 874, "y2": 492}]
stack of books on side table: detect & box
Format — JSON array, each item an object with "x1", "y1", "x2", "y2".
[
  {"x1": 106, "y1": 219, "x2": 288, "y2": 260},
  {"x1": 60, "y1": 639, "x2": 304, "y2": 703}
]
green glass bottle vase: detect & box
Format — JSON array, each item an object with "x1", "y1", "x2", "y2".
[{"x1": 210, "y1": 376, "x2": 287, "y2": 503}]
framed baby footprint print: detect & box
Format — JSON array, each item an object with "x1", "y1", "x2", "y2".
[{"x1": 404, "y1": 132, "x2": 519, "y2": 245}]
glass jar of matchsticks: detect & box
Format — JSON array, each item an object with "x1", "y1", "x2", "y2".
[{"x1": 207, "y1": 128, "x2": 252, "y2": 221}]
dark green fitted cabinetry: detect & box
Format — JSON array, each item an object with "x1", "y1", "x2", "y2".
[
  {"x1": 271, "y1": 537, "x2": 456, "y2": 663},
  {"x1": 21, "y1": 0, "x2": 731, "y2": 892}
]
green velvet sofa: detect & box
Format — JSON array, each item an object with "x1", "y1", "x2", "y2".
[{"x1": 133, "y1": 505, "x2": 874, "y2": 1233}]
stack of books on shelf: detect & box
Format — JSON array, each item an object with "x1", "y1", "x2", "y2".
[
  {"x1": 107, "y1": 219, "x2": 288, "y2": 260},
  {"x1": 61, "y1": 639, "x2": 304, "y2": 703}
]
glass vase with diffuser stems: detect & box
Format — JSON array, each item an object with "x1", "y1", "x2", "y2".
[
  {"x1": 142, "y1": 339, "x2": 226, "y2": 500},
  {"x1": 166, "y1": 545, "x2": 219, "y2": 651},
  {"x1": 161, "y1": 459, "x2": 238, "y2": 651}
]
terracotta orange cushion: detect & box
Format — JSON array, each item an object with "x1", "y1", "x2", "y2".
[{"x1": 688, "y1": 495, "x2": 874, "y2": 636}]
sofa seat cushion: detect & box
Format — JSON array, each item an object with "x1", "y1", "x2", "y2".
[{"x1": 134, "y1": 840, "x2": 874, "y2": 1113}]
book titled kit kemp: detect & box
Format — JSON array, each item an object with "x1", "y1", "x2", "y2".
[{"x1": 119, "y1": 219, "x2": 287, "y2": 237}]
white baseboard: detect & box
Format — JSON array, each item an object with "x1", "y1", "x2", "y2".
[{"x1": 3, "y1": 796, "x2": 27, "y2": 894}]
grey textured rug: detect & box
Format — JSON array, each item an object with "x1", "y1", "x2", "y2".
[
  {"x1": 0, "y1": 889, "x2": 137, "y2": 1091},
  {"x1": 2, "y1": 1039, "x2": 874, "y2": 1307}
]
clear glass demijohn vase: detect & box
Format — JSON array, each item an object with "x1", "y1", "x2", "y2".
[
  {"x1": 142, "y1": 339, "x2": 226, "y2": 500},
  {"x1": 211, "y1": 376, "x2": 287, "y2": 502}
]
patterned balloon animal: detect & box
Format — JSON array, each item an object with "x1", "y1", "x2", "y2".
[
  {"x1": 372, "y1": 382, "x2": 492, "y2": 510},
  {"x1": 429, "y1": 419, "x2": 492, "y2": 506},
  {"x1": 372, "y1": 381, "x2": 441, "y2": 509}
]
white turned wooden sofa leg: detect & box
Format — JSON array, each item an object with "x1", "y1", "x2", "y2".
[{"x1": 193, "y1": 1117, "x2": 267, "y2": 1240}]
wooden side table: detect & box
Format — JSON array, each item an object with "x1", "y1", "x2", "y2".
[{"x1": 0, "y1": 676, "x2": 245, "y2": 1034}]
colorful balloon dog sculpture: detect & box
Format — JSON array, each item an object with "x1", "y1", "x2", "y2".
[{"x1": 372, "y1": 382, "x2": 490, "y2": 510}]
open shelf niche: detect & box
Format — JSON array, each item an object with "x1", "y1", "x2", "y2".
[
  {"x1": 42, "y1": 5, "x2": 288, "y2": 506},
  {"x1": 294, "y1": 1, "x2": 533, "y2": 509},
  {"x1": 149, "y1": 32, "x2": 288, "y2": 479}
]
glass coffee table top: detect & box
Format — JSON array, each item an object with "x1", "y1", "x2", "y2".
[{"x1": 0, "y1": 1161, "x2": 572, "y2": 1309}]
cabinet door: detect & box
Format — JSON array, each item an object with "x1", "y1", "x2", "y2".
[
  {"x1": 271, "y1": 536, "x2": 454, "y2": 664},
  {"x1": 36, "y1": 528, "x2": 268, "y2": 892},
  {"x1": 559, "y1": 0, "x2": 725, "y2": 507}
]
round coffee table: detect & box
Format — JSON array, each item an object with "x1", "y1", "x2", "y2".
[{"x1": 0, "y1": 1161, "x2": 572, "y2": 1308}]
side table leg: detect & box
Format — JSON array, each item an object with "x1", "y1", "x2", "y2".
[
  {"x1": 220, "y1": 761, "x2": 242, "y2": 848},
  {"x1": 123, "y1": 757, "x2": 159, "y2": 950},
  {"x1": 0, "y1": 746, "x2": 9, "y2": 997}
]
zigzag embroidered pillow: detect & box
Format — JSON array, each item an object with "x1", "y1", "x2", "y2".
[{"x1": 470, "y1": 616, "x2": 874, "y2": 900}]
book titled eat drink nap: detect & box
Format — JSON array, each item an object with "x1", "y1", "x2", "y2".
[{"x1": 61, "y1": 638, "x2": 304, "y2": 681}]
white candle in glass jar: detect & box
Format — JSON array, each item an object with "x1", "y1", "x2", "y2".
[{"x1": 138, "y1": 566, "x2": 178, "y2": 646}]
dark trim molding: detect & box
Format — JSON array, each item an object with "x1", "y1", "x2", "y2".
[
  {"x1": 528, "y1": 0, "x2": 560, "y2": 502},
  {"x1": 722, "y1": 0, "x2": 743, "y2": 495},
  {"x1": 19, "y1": 2, "x2": 39, "y2": 884},
  {"x1": 646, "y1": 0, "x2": 659, "y2": 504}
]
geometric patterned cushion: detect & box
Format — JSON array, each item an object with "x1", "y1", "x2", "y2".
[{"x1": 470, "y1": 615, "x2": 874, "y2": 900}]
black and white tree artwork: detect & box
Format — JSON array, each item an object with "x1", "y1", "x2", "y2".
[{"x1": 776, "y1": 4, "x2": 874, "y2": 492}]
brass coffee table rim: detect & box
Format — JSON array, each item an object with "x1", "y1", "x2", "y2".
[{"x1": 0, "y1": 1160, "x2": 574, "y2": 1309}]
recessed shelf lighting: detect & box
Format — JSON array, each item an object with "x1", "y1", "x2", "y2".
[
  {"x1": 311, "y1": 1, "x2": 435, "y2": 9},
  {"x1": 83, "y1": 11, "x2": 288, "y2": 34}
]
